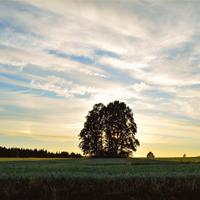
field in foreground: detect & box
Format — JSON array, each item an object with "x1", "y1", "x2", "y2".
[{"x1": 1, "y1": 157, "x2": 200, "y2": 200}]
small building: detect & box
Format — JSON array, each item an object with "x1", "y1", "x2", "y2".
[{"x1": 147, "y1": 151, "x2": 155, "y2": 159}]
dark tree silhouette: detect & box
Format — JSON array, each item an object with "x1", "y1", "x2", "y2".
[
  {"x1": 0, "y1": 146, "x2": 82, "y2": 158},
  {"x1": 79, "y1": 103, "x2": 106, "y2": 157},
  {"x1": 79, "y1": 101, "x2": 139, "y2": 157},
  {"x1": 105, "y1": 101, "x2": 139, "y2": 157},
  {"x1": 147, "y1": 151, "x2": 155, "y2": 159}
]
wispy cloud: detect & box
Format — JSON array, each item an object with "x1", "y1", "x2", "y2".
[{"x1": 0, "y1": 0, "x2": 199, "y2": 156}]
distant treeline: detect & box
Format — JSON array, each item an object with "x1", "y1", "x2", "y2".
[{"x1": 0, "y1": 146, "x2": 82, "y2": 158}]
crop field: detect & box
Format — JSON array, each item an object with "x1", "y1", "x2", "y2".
[{"x1": 1, "y1": 157, "x2": 200, "y2": 200}]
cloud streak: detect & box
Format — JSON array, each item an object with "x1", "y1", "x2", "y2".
[{"x1": 0, "y1": 0, "x2": 199, "y2": 156}]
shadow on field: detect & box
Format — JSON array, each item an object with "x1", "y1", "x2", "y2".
[
  {"x1": 0, "y1": 177, "x2": 200, "y2": 200},
  {"x1": 85, "y1": 157, "x2": 200, "y2": 166}
]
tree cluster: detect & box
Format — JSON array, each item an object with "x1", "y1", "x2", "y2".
[
  {"x1": 0, "y1": 146, "x2": 82, "y2": 158},
  {"x1": 79, "y1": 101, "x2": 139, "y2": 158}
]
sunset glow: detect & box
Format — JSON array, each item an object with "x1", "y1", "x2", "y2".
[{"x1": 0, "y1": 0, "x2": 200, "y2": 157}]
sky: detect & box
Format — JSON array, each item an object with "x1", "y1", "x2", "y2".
[{"x1": 0, "y1": 0, "x2": 200, "y2": 157}]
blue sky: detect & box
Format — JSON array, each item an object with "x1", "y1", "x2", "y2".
[{"x1": 0, "y1": 0, "x2": 200, "y2": 156}]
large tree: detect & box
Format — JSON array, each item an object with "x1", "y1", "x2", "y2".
[
  {"x1": 79, "y1": 103, "x2": 106, "y2": 156},
  {"x1": 79, "y1": 101, "x2": 139, "y2": 157}
]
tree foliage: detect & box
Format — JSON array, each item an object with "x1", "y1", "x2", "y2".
[
  {"x1": 79, "y1": 101, "x2": 139, "y2": 157},
  {"x1": 0, "y1": 146, "x2": 82, "y2": 158},
  {"x1": 147, "y1": 151, "x2": 155, "y2": 159}
]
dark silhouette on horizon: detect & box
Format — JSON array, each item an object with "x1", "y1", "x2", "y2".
[
  {"x1": 0, "y1": 146, "x2": 82, "y2": 158},
  {"x1": 147, "y1": 151, "x2": 155, "y2": 159},
  {"x1": 79, "y1": 100, "x2": 139, "y2": 158}
]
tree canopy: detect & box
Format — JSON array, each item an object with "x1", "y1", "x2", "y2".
[
  {"x1": 79, "y1": 101, "x2": 139, "y2": 157},
  {"x1": 147, "y1": 151, "x2": 155, "y2": 159},
  {"x1": 0, "y1": 146, "x2": 82, "y2": 158}
]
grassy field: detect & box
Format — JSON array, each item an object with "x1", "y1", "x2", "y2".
[{"x1": 0, "y1": 157, "x2": 200, "y2": 199}]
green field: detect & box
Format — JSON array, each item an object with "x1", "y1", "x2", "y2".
[
  {"x1": 1, "y1": 157, "x2": 200, "y2": 178},
  {"x1": 1, "y1": 157, "x2": 200, "y2": 200}
]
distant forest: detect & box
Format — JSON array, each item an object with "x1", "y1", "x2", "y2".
[{"x1": 0, "y1": 146, "x2": 82, "y2": 158}]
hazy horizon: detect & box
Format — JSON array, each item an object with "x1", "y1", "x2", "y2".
[{"x1": 0, "y1": 0, "x2": 200, "y2": 157}]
